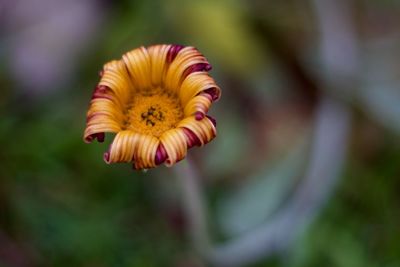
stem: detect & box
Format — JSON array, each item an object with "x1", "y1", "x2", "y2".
[{"x1": 174, "y1": 158, "x2": 212, "y2": 257}]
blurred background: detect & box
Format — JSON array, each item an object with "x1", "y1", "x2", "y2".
[{"x1": 1, "y1": 0, "x2": 400, "y2": 266}]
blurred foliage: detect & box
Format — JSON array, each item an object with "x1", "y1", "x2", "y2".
[{"x1": 1, "y1": 0, "x2": 400, "y2": 266}]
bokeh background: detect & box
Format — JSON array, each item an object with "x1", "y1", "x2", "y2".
[{"x1": 1, "y1": 0, "x2": 400, "y2": 266}]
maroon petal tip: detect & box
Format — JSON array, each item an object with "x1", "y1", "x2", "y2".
[
  {"x1": 96, "y1": 133, "x2": 105, "y2": 142},
  {"x1": 85, "y1": 133, "x2": 105, "y2": 143},
  {"x1": 155, "y1": 143, "x2": 168, "y2": 165},
  {"x1": 91, "y1": 85, "x2": 111, "y2": 100},
  {"x1": 167, "y1": 44, "x2": 185, "y2": 64},
  {"x1": 84, "y1": 136, "x2": 93, "y2": 143},
  {"x1": 103, "y1": 152, "x2": 110, "y2": 164},
  {"x1": 183, "y1": 63, "x2": 212, "y2": 79},
  {"x1": 206, "y1": 115, "x2": 217, "y2": 127},
  {"x1": 195, "y1": 112, "x2": 205, "y2": 120},
  {"x1": 203, "y1": 88, "x2": 219, "y2": 101},
  {"x1": 183, "y1": 128, "x2": 201, "y2": 148}
]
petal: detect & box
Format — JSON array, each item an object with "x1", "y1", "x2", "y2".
[
  {"x1": 84, "y1": 95, "x2": 125, "y2": 143},
  {"x1": 99, "y1": 60, "x2": 133, "y2": 107},
  {"x1": 155, "y1": 143, "x2": 168, "y2": 165},
  {"x1": 166, "y1": 44, "x2": 185, "y2": 64},
  {"x1": 159, "y1": 128, "x2": 188, "y2": 167},
  {"x1": 177, "y1": 116, "x2": 216, "y2": 146},
  {"x1": 104, "y1": 130, "x2": 136, "y2": 163},
  {"x1": 86, "y1": 98, "x2": 125, "y2": 123},
  {"x1": 148, "y1": 44, "x2": 171, "y2": 86},
  {"x1": 84, "y1": 121, "x2": 122, "y2": 143},
  {"x1": 164, "y1": 46, "x2": 210, "y2": 94},
  {"x1": 134, "y1": 133, "x2": 159, "y2": 169},
  {"x1": 123, "y1": 46, "x2": 152, "y2": 90},
  {"x1": 183, "y1": 94, "x2": 212, "y2": 119},
  {"x1": 182, "y1": 128, "x2": 201, "y2": 148},
  {"x1": 178, "y1": 72, "x2": 221, "y2": 107},
  {"x1": 104, "y1": 131, "x2": 159, "y2": 169}
]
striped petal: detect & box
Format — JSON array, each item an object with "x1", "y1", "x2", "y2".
[
  {"x1": 123, "y1": 46, "x2": 152, "y2": 90},
  {"x1": 164, "y1": 46, "x2": 210, "y2": 94},
  {"x1": 148, "y1": 44, "x2": 171, "y2": 86},
  {"x1": 99, "y1": 60, "x2": 133, "y2": 107},
  {"x1": 159, "y1": 128, "x2": 188, "y2": 166},
  {"x1": 84, "y1": 89, "x2": 124, "y2": 143},
  {"x1": 177, "y1": 116, "x2": 216, "y2": 146},
  {"x1": 104, "y1": 130, "x2": 159, "y2": 168},
  {"x1": 183, "y1": 94, "x2": 212, "y2": 119},
  {"x1": 179, "y1": 72, "x2": 221, "y2": 107}
]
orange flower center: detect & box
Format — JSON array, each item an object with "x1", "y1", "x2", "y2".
[{"x1": 124, "y1": 87, "x2": 183, "y2": 137}]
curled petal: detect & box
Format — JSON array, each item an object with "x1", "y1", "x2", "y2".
[
  {"x1": 159, "y1": 128, "x2": 188, "y2": 166},
  {"x1": 104, "y1": 131, "x2": 137, "y2": 163},
  {"x1": 134, "y1": 133, "x2": 159, "y2": 169},
  {"x1": 104, "y1": 131, "x2": 159, "y2": 168},
  {"x1": 84, "y1": 122, "x2": 121, "y2": 143},
  {"x1": 179, "y1": 72, "x2": 220, "y2": 106},
  {"x1": 202, "y1": 87, "x2": 221, "y2": 102},
  {"x1": 178, "y1": 116, "x2": 216, "y2": 146},
  {"x1": 85, "y1": 132, "x2": 105, "y2": 143},
  {"x1": 183, "y1": 95, "x2": 212, "y2": 119},
  {"x1": 123, "y1": 46, "x2": 152, "y2": 90},
  {"x1": 84, "y1": 93, "x2": 125, "y2": 143},
  {"x1": 206, "y1": 115, "x2": 217, "y2": 127},
  {"x1": 183, "y1": 128, "x2": 201, "y2": 148},
  {"x1": 99, "y1": 60, "x2": 133, "y2": 107},
  {"x1": 164, "y1": 46, "x2": 209, "y2": 94},
  {"x1": 182, "y1": 63, "x2": 212, "y2": 79},
  {"x1": 166, "y1": 44, "x2": 185, "y2": 64},
  {"x1": 86, "y1": 99, "x2": 125, "y2": 124}
]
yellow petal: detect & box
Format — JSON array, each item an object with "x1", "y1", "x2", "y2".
[
  {"x1": 84, "y1": 123, "x2": 121, "y2": 143},
  {"x1": 183, "y1": 95, "x2": 212, "y2": 118},
  {"x1": 179, "y1": 72, "x2": 220, "y2": 106},
  {"x1": 87, "y1": 98, "x2": 125, "y2": 123},
  {"x1": 148, "y1": 44, "x2": 171, "y2": 87},
  {"x1": 84, "y1": 96, "x2": 124, "y2": 142},
  {"x1": 164, "y1": 46, "x2": 208, "y2": 94},
  {"x1": 134, "y1": 133, "x2": 159, "y2": 169},
  {"x1": 123, "y1": 46, "x2": 152, "y2": 90},
  {"x1": 99, "y1": 60, "x2": 133, "y2": 107},
  {"x1": 105, "y1": 131, "x2": 159, "y2": 167},
  {"x1": 159, "y1": 128, "x2": 188, "y2": 166}
]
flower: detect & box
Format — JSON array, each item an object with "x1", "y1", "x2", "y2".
[{"x1": 84, "y1": 44, "x2": 221, "y2": 170}]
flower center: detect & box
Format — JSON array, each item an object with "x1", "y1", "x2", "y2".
[{"x1": 124, "y1": 87, "x2": 183, "y2": 137}]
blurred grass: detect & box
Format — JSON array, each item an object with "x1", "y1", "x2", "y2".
[{"x1": 0, "y1": 94, "x2": 185, "y2": 266}]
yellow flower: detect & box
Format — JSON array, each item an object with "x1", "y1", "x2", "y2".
[{"x1": 84, "y1": 44, "x2": 221, "y2": 170}]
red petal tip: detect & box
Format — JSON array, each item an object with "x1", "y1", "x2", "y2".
[{"x1": 155, "y1": 143, "x2": 168, "y2": 165}]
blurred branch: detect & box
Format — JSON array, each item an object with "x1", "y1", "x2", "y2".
[
  {"x1": 177, "y1": 0, "x2": 358, "y2": 266},
  {"x1": 210, "y1": 96, "x2": 352, "y2": 267},
  {"x1": 312, "y1": 0, "x2": 359, "y2": 87},
  {"x1": 178, "y1": 96, "x2": 352, "y2": 267}
]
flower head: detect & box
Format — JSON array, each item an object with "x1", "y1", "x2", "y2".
[{"x1": 84, "y1": 44, "x2": 221, "y2": 170}]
